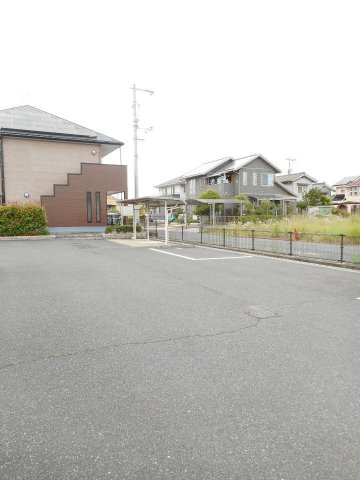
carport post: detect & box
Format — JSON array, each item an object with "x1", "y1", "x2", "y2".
[
  {"x1": 146, "y1": 203, "x2": 150, "y2": 240},
  {"x1": 132, "y1": 205, "x2": 137, "y2": 240},
  {"x1": 164, "y1": 200, "x2": 168, "y2": 246}
]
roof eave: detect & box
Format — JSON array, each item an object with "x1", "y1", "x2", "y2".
[{"x1": 0, "y1": 129, "x2": 124, "y2": 146}]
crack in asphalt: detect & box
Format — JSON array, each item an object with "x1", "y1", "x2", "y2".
[{"x1": 0, "y1": 317, "x2": 263, "y2": 372}]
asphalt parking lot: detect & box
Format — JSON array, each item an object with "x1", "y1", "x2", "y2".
[{"x1": 1, "y1": 239, "x2": 360, "y2": 479}]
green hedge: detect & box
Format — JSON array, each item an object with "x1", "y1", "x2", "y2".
[
  {"x1": 105, "y1": 224, "x2": 142, "y2": 234},
  {"x1": 0, "y1": 203, "x2": 49, "y2": 236}
]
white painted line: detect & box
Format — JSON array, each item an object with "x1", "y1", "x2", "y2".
[
  {"x1": 150, "y1": 249, "x2": 196, "y2": 260},
  {"x1": 150, "y1": 249, "x2": 252, "y2": 261},
  {"x1": 356, "y1": 297, "x2": 360, "y2": 300},
  {"x1": 195, "y1": 256, "x2": 253, "y2": 261}
]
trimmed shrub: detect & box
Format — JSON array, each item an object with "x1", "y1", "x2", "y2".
[
  {"x1": 105, "y1": 224, "x2": 142, "y2": 234},
  {"x1": 0, "y1": 203, "x2": 48, "y2": 236}
]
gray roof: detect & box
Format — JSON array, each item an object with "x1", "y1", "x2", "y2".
[
  {"x1": 156, "y1": 154, "x2": 283, "y2": 189},
  {"x1": 183, "y1": 157, "x2": 233, "y2": 178},
  {"x1": 0, "y1": 105, "x2": 123, "y2": 146},
  {"x1": 154, "y1": 176, "x2": 186, "y2": 188},
  {"x1": 208, "y1": 154, "x2": 282, "y2": 177},
  {"x1": 333, "y1": 175, "x2": 360, "y2": 186},
  {"x1": 276, "y1": 172, "x2": 318, "y2": 183}
]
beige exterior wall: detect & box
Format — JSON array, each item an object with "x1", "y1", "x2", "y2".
[
  {"x1": 3, "y1": 137, "x2": 103, "y2": 203},
  {"x1": 335, "y1": 185, "x2": 360, "y2": 203}
]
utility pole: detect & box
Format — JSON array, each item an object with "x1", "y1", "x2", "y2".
[
  {"x1": 131, "y1": 84, "x2": 154, "y2": 198},
  {"x1": 287, "y1": 157, "x2": 296, "y2": 174}
]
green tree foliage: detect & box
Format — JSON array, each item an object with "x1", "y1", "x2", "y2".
[
  {"x1": 193, "y1": 189, "x2": 221, "y2": 216},
  {"x1": 256, "y1": 199, "x2": 278, "y2": 216},
  {"x1": 233, "y1": 194, "x2": 254, "y2": 214},
  {"x1": 302, "y1": 188, "x2": 331, "y2": 206}
]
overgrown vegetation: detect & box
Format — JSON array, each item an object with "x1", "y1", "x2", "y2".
[
  {"x1": 236, "y1": 213, "x2": 360, "y2": 236},
  {"x1": 0, "y1": 203, "x2": 48, "y2": 236}
]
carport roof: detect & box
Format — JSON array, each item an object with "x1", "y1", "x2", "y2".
[{"x1": 120, "y1": 196, "x2": 248, "y2": 207}]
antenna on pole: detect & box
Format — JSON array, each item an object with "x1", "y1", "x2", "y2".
[
  {"x1": 287, "y1": 158, "x2": 296, "y2": 174},
  {"x1": 131, "y1": 84, "x2": 154, "y2": 198}
]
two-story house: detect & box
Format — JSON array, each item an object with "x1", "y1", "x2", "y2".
[
  {"x1": 0, "y1": 105, "x2": 127, "y2": 232},
  {"x1": 332, "y1": 175, "x2": 360, "y2": 213},
  {"x1": 155, "y1": 154, "x2": 297, "y2": 215},
  {"x1": 275, "y1": 172, "x2": 333, "y2": 201}
]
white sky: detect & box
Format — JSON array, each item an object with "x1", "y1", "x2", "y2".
[{"x1": 1, "y1": 0, "x2": 359, "y2": 197}]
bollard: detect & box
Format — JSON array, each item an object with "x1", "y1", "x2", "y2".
[
  {"x1": 251, "y1": 230, "x2": 255, "y2": 251},
  {"x1": 289, "y1": 231, "x2": 293, "y2": 256},
  {"x1": 223, "y1": 228, "x2": 226, "y2": 247},
  {"x1": 339, "y1": 234, "x2": 345, "y2": 263}
]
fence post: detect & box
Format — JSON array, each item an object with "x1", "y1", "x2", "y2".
[
  {"x1": 200, "y1": 227, "x2": 203, "y2": 244},
  {"x1": 289, "y1": 231, "x2": 293, "y2": 256},
  {"x1": 223, "y1": 228, "x2": 226, "y2": 247},
  {"x1": 181, "y1": 225, "x2": 184, "y2": 241},
  {"x1": 251, "y1": 230, "x2": 255, "y2": 251},
  {"x1": 155, "y1": 219, "x2": 158, "y2": 237},
  {"x1": 339, "y1": 234, "x2": 345, "y2": 263}
]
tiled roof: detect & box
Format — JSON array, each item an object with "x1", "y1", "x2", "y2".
[
  {"x1": 349, "y1": 177, "x2": 360, "y2": 187},
  {"x1": 0, "y1": 105, "x2": 123, "y2": 145}
]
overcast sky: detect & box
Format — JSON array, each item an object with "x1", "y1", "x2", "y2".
[{"x1": 1, "y1": 0, "x2": 359, "y2": 197}]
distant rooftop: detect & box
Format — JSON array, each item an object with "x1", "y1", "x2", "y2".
[
  {"x1": 276, "y1": 172, "x2": 318, "y2": 183},
  {"x1": 183, "y1": 157, "x2": 233, "y2": 178},
  {"x1": 333, "y1": 175, "x2": 360, "y2": 186}
]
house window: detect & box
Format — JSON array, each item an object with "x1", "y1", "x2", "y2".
[
  {"x1": 261, "y1": 173, "x2": 274, "y2": 186},
  {"x1": 243, "y1": 172, "x2": 247, "y2": 186},
  {"x1": 298, "y1": 186, "x2": 305, "y2": 194},
  {"x1": 95, "y1": 192, "x2": 101, "y2": 222},
  {"x1": 86, "y1": 192, "x2": 92, "y2": 223},
  {"x1": 189, "y1": 179, "x2": 196, "y2": 194},
  {"x1": 253, "y1": 172, "x2": 257, "y2": 186},
  {"x1": 199, "y1": 178, "x2": 206, "y2": 189}
]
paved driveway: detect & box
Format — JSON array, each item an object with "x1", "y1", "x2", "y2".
[{"x1": 1, "y1": 240, "x2": 360, "y2": 479}]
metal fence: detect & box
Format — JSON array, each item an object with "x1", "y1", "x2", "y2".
[{"x1": 150, "y1": 226, "x2": 360, "y2": 265}]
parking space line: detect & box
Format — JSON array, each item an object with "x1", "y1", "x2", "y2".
[
  {"x1": 150, "y1": 249, "x2": 196, "y2": 260},
  {"x1": 150, "y1": 249, "x2": 252, "y2": 261}
]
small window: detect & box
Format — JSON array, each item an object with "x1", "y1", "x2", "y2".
[
  {"x1": 261, "y1": 173, "x2": 274, "y2": 186},
  {"x1": 253, "y1": 172, "x2": 257, "y2": 186},
  {"x1": 189, "y1": 179, "x2": 196, "y2": 194},
  {"x1": 95, "y1": 192, "x2": 101, "y2": 222},
  {"x1": 243, "y1": 172, "x2": 247, "y2": 186},
  {"x1": 86, "y1": 192, "x2": 92, "y2": 223}
]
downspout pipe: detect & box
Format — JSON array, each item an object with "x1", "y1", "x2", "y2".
[{"x1": 0, "y1": 136, "x2": 5, "y2": 205}]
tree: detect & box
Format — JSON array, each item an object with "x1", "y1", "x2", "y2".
[
  {"x1": 302, "y1": 188, "x2": 331, "y2": 206},
  {"x1": 193, "y1": 189, "x2": 221, "y2": 216},
  {"x1": 233, "y1": 194, "x2": 254, "y2": 215},
  {"x1": 256, "y1": 199, "x2": 277, "y2": 216}
]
